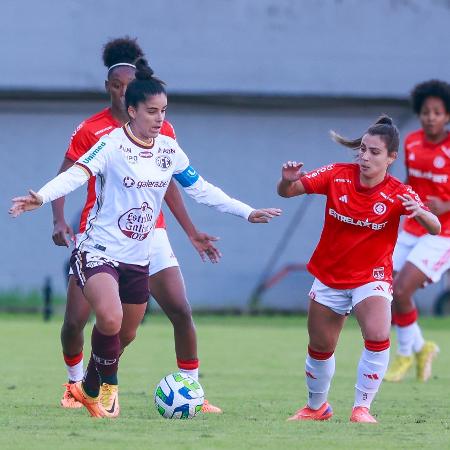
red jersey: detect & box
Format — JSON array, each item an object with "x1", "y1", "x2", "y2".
[
  {"x1": 65, "y1": 108, "x2": 176, "y2": 232},
  {"x1": 302, "y1": 163, "x2": 424, "y2": 289},
  {"x1": 403, "y1": 129, "x2": 450, "y2": 237}
]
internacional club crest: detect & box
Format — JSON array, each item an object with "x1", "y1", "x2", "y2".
[{"x1": 373, "y1": 202, "x2": 386, "y2": 215}]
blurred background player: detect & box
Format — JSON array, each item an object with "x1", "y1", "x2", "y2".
[
  {"x1": 9, "y1": 58, "x2": 281, "y2": 417},
  {"x1": 53, "y1": 37, "x2": 222, "y2": 412},
  {"x1": 277, "y1": 116, "x2": 440, "y2": 423},
  {"x1": 385, "y1": 80, "x2": 450, "y2": 382}
]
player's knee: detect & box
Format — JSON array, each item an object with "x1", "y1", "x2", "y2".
[
  {"x1": 97, "y1": 312, "x2": 122, "y2": 335},
  {"x1": 167, "y1": 301, "x2": 193, "y2": 327},
  {"x1": 393, "y1": 279, "x2": 412, "y2": 304}
]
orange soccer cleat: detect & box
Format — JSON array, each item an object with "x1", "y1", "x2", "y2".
[
  {"x1": 69, "y1": 381, "x2": 104, "y2": 418},
  {"x1": 350, "y1": 406, "x2": 377, "y2": 423},
  {"x1": 287, "y1": 402, "x2": 333, "y2": 421},
  {"x1": 201, "y1": 399, "x2": 222, "y2": 414},
  {"x1": 99, "y1": 383, "x2": 120, "y2": 418},
  {"x1": 60, "y1": 383, "x2": 83, "y2": 408}
]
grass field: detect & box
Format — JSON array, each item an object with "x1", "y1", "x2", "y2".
[{"x1": 0, "y1": 314, "x2": 449, "y2": 450}]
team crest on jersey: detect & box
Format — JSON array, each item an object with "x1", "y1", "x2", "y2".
[
  {"x1": 373, "y1": 202, "x2": 386, "y2": 215},
  {"x1": 118, "y1": 202, "x2": 153, "y2": 241},
  {"x1": 373, "y1": 267, "x2": 385, "y2": 280},
  {"x1": 433, "y1": 156, "x2": 445, "y2": 169},
  {"x1": 123, "y1": 177, "x2": 135, "y2": 188},
  {"x1": 156, "y1": 155, "x2": 172, "y2": 170}
]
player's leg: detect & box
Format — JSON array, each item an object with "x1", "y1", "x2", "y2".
[
  {"x1": 68, "y1": 251, "x2": 123, "y2": 418},
  {"x1": 386, "y1": 231, "x2": 419, "y2": 381},
  {"x1": 60, "y1": 274, "x2": 91, "y2": 408},
  {"x1": 352, "y1": 289, "x2": 391, "y2": 423},
  {"x1": 149, "y1": 229, "x2": 222, "y2": 413},
  {"x1": 387, "y1": 263, "x2": 428, "y2": 381},
  {"x1": 390, "y1": 235, "x2": 448, "y2": 381},
  {"x1": 288, "y1": 280, "x2": 346, "y2": 421}
]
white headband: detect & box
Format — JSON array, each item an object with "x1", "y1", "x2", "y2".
[{"x1": 108, "y1": 62, "x2": 136, "y2": 73}]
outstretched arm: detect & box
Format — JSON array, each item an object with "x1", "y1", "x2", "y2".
[
  {"x1": 277, "y1": 161, "x2": 306, "y2": 198},
  {"x1": 174, "y1": 168, "x2": 281, "y2": 223},
  {"x1": 164, "y1": 180, "x2": 222, "y2": 263},
  {"x1": 398, "y1": 194, "x2": 441, "y2": 235},
  {"x1": 51, "y1": 157, "x2": 76, "y2": 247},
  {"x1": 9, "y1": 165, "x2": 89, "y2": 218}
]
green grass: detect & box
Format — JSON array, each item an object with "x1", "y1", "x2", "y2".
[{"x1": 0, "y1": 314, "x2": 449, "y2": 449}]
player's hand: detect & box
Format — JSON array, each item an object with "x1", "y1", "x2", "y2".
[
  {"x1": 281, "y1": 161, "x2": 304, "y2": 182},
  {"x1": 9, "y1": 190, "x2": 43, "y2": 218},
  {"x1": 426, "y1": 195, "x2": 449, "y2": 216},
  {"x1": 397, "y1": 193, "x2": 423, "y2": 218},
  {"x1": 52, "y1": 220, "x2": 75, "y2": 247},
  {"x1": 248, "y1": 208, "x2": 282, "y2": 223},
  {"x1": 190, "y1": 232, "x2": 222, "y2": 263}
]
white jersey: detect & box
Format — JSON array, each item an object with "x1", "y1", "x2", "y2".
[{"x1": 38, "y1": 125, "x2": 254, "y2": 266}]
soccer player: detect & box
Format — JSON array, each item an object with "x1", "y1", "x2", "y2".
[
  {"x1": 385, "y1": 80, "x2": 450, "y2": 382},
  {"x1": 54, "y1": 37, "x2": 223, "y2": 413},
  {"x1": 9, "y1": 58, "x2": 281, "y2": 418},
  {"x1": 277, "y1": 116, "x2": 440, "y2": 423}
]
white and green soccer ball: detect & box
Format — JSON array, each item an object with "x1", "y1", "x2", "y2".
[{"x1": 154, "y1": 372, "x2": 204, "y2": 419}]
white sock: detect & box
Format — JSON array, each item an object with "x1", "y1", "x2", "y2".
[
  {"x1": 178, "y1": 368, "x2": 199, "y2": 382},
  {"x1": 395, "y1": 324, "x2": 415, "y2": 356},
  {"x1": 412, "y1": 322, "x2": 425, "y2": 353},
  {"x1": 354, "y1": 348, "x2": 389, "y2": 408},
  {"x1": 305, "y1": 354, "x2": 335, "y2": 410},
  {"x1": 66, "y1": 360, "x2": 84, "y2": 382}
]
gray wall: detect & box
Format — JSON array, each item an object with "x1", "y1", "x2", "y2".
[{"x1": 2, "y1": 0, "x2": 450, "y2": 96}]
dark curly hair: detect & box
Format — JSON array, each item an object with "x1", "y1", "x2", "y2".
[
  {"x1": 102, "y1": 36, "x2": 144, "y2": 73},
  {"x1": 411, "y1": 79, "x2": 450, "y2": 115}
]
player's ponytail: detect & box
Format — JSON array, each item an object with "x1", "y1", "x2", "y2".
[
  {"x1": 330, "y1": 114, "x2": 399, "y2": 155},
  {"x1": 125, "y1": 57, "x2": 166, "y2": 110}
]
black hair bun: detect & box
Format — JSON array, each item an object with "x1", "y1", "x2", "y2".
[
  {"x1": 134, "y1": 57, "x2": 155, "y2": 81},
  {"x1": 375, "y1": 115, "x2": 393, "y2": 126}
]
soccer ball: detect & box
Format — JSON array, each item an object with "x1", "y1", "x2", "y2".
[{"x1": 154, "y1": 372, "x2": 204, "y2": 419}]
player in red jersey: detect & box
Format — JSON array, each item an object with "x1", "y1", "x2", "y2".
[
  {"x1": 54, "y1": 37, "x2": 222, "y2": 412},
  {"x1": 385, "y1": 80, "x2": 450, "y2": 382},
  {"x1": 278, "y1": 116, "x2": 440, "y2": 423}
]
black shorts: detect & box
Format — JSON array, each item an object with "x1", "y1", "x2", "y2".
[{"x1": 70, "y1": 250, "x2": 149, "y2": 304}]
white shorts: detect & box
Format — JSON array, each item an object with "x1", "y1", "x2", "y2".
[
  {"x1": 393, "y1": 231, "x2": 450, "y2": 283},
  {"x1": 148, "y1": 228, "x2": 179, "y2": 276},
  {"x1": 68, "y1": 228, "x2": 179, "y2": 277},
  {"x1": 309, "y1": 278, "x2": 393, "y2": 316}
]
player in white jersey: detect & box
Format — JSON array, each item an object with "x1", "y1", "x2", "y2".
[
  {"x1": 9, "y1": 57, "x2": 281, "y2": 418},
  {"x1": 54, "y1": 37, "x2": 223, "y2": 414}
]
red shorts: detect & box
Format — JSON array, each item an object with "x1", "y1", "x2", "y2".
[{"x1": 70, "y1": 250, "x2": 149, "y2": 304}]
